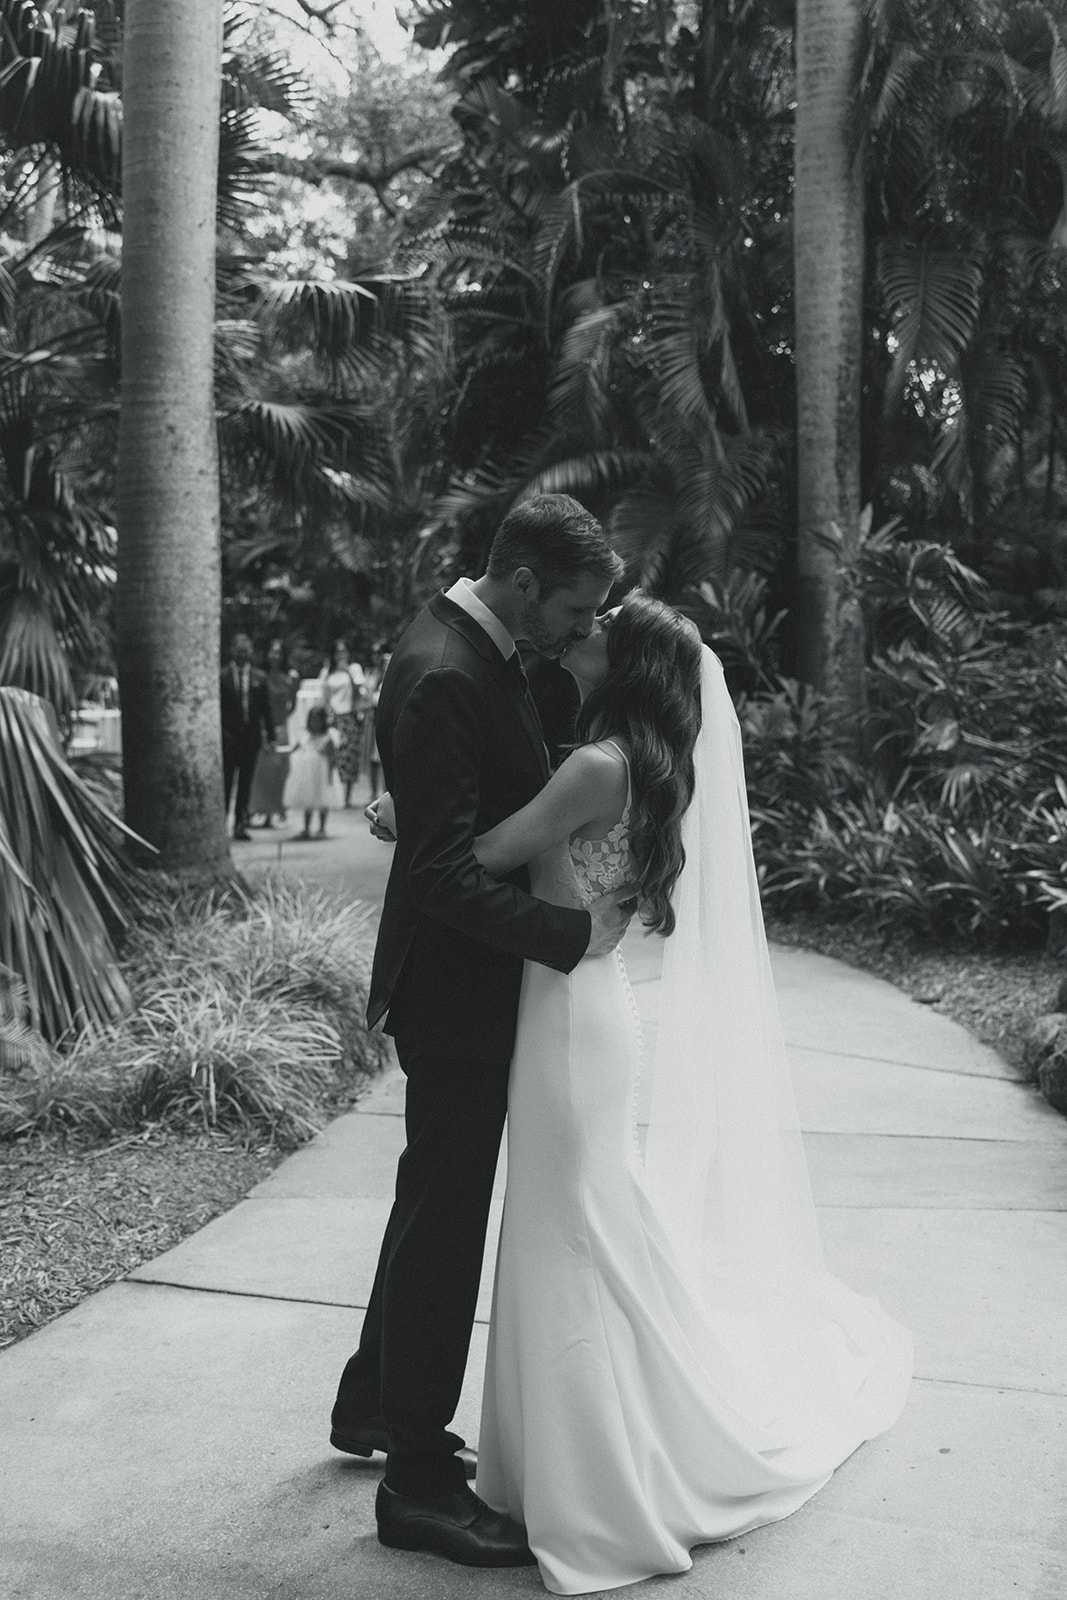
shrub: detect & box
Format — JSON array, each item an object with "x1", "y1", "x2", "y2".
[
  {"x1": 737, "y1": 533, "x2": 1067, "y2": 950},
  {"x1": 0, "y1": 879, "x2": 389, "y2": 1146}
]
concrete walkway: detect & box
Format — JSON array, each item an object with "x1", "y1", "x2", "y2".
[{"x1": 3, "y1": 804, "x2": 1066, "y2": 1600}]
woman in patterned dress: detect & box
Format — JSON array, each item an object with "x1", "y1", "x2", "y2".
[{"x1": 318, "y1": 639, "x2": 367, "y2": 807}]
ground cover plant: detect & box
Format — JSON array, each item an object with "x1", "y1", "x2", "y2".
[
  {"x1": 0, "y1": 875, "x2": 389, "y2": 1346},
  {"x1": 0, "y1": 876, "x2": 388, "y2": 1146},
  {"x1": 729, "y1": 543, "x2": 1067, "y2": 962}
]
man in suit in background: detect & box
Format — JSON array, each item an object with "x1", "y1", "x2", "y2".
[
  {"x1": 329, "y1": 495, "x2": 633, "y2": 1567},
  {"x1": 220, "y1": 632, "x2": 274, "y2": 841}
]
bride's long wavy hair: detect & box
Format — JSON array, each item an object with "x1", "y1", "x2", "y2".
[{"x1": 574, "y1": 590, "x2": 703, "y2": 935}]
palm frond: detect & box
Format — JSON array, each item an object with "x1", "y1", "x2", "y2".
[
  {"x1": 608, "y1": 483, "x2": 683, "y2": 587},
  {"x1": 0, "y1": 589, "x2": 74, "y2": 719},
  {"x1": 646, "y1": 281, "x2": 717, "y2": 433},
  {"x1": 220, "y1": 399, "x2": 389, "y2": 514},
  {"x1": 222, "y1": 32, "x2": 310, "y2": 123},
  {"x1": 530, "y1": 185, "x2": 580, "y2": 335},
  {"x1": 0, "y1": 685, "x2": 153, "y2": 1041},
  {"x1": 547, "y1": 297, "x2": 625, "y2": 434},
  {"x1": 678, "y1": 115, "x2": 746, "y2": 209},
  {"x1": 966, "y1": 342, "x2": 1029, "y2": 462},
  {"x1": 877, "y1": 238, "x2": 984, "y2": 412},
  {"x1": 0, "y1": 0, "x2": 121, "y2": 201},
  {"x1": 250, "y1": 274, "x2": 431, "y2": 373},
  {"x1": 919, "y1": 591, "x2": 982, "y2": 643},
  {"x1": 522, "y1": 448, "x2": 652, "y2": 504},
  {"x1": 0, "y1": 968, "x2": 54, "y2": 1071},
  {"x1": 867, "y1": 43, "x2": 929, "y2": 135},
  {"x1": 1000, "y1": 4, "x2": 1067, "y2": 124}
]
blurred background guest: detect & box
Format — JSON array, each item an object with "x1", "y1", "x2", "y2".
[
  {"x1": 220, "y1": 631, "x2": 274, "y2": 841},
  {"x1": 284, "y1": 702, "x2": 341, "y2": 840},
  {"x1": 248, "y1": 638, "x2": 300, "y2": 827},
  {"x1": 318, "y1": 639, "x2": 367, "y2": 808},
  {"x1": 360, "y1": 646, "x2": 390, "y2": 804}
]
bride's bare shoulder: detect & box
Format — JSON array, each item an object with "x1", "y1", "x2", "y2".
[
  {"x1": 571, "y1": 735, "x2": 629, "y2": 759},
  {"x1": 557, "y1": 741, "x2": 629, "y2": 816},
  {"x1": 563, "y1": 739, "x2": 629, "y2": 774}
]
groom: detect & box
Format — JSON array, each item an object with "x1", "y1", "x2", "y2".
[{"x1": 330, "y1": 495, "x2": 630, "y2": 1566}]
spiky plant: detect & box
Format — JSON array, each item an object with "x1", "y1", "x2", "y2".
[{"x1": 0, "y1": 686, "x2": 146, "y2": 1041}]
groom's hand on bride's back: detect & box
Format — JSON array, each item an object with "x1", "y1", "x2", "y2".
[{"x1": 585, "y1": 884, "x2": 638, "y2": 956}]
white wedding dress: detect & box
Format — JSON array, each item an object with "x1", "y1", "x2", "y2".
[{"x1": 477, "y1": 700, "x2": 913, "y2": 1595}]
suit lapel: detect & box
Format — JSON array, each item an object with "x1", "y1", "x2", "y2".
[{"x1": 430, "y1": 592, "x2": 550, "y2": 780}]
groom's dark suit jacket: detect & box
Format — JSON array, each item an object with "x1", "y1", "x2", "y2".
[{"x1": 368, "y1": 591, "x2": 590, "y2": 1062}]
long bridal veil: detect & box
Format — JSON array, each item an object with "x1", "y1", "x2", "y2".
[{"x1": 641, "y1": 646, "x2": 912, "y2": 1440}]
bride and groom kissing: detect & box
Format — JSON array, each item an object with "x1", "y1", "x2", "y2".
[{"x1": 328, "y1": 494, "x2": 912, "y2": 1595}]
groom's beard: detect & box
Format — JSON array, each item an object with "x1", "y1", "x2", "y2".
[{"x1": 516, "y1": 601, "x2": 580, "y2": 660}]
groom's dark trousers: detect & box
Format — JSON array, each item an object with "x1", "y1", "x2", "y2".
[{"x1": 331, "y1": 593, "x2": 589, "y2": 1499}]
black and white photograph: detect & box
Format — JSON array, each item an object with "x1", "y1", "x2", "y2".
[{"x1": 2, "y1": 4, "x2": 1065, "y2": 1599}]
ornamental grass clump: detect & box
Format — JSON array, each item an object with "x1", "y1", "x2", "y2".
[{"x1": 0, "y1": 880, "x2": 389, "y2": 1146}]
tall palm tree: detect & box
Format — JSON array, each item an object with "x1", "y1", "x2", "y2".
[
  {"x1": 114, "y1": 0, "x2": 230, "y2": 878},
  {"x1": 793, "y1": 0, "x2": 868, "y2": 730}
]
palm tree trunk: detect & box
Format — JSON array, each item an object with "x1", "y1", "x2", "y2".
[
  {"x1": 793, "y1": 0, "x2": 866, "y2": 733},
  {"x1": 115, "y1": 0, "x2": 232, "y2": 879}
]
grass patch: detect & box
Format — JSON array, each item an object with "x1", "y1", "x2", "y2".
[
  {"x1": 0, "y1": 877, "x2": 391, "y2": 1347},
  {"x1": 0, "y1": 877, "x2": 390, "y2": 1146}
]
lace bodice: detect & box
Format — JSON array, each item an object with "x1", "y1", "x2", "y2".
[
  {"x1": 528, "y1": 740, "x2": 633, "y2": 910},
  {"x1": 566, "y1": 742, "x2": 633, "y2": 906}
]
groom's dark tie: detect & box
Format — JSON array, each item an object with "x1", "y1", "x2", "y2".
[
  {"x1": 507, "y1": 649, "x2": 550, "y2": 764},
  {"x1": 507, "y1": 649, "x2": 530, "y2": 694}
]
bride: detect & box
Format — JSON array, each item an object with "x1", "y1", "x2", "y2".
[{"x1": 462, "y1": 589, "x2": 912, "y2": 1594}]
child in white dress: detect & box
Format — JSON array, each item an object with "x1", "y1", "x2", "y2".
[{"x1": 284, "y1": 704, "x2": 342, "y2": 838}]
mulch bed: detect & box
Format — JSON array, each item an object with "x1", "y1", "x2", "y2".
[{"x1": 0, "y1": 1131, "x2": 284, "y2": 1348}]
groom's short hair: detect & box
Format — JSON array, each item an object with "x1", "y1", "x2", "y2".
[{"x1": 486, "y1": 494, "x2": 623, "y2": 596}]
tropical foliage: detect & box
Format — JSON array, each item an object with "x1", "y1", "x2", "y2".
[
  {"x1": 5, "y1": 1, "x2": 1063, "y2": 675},
  {"x1": 2, "y1": 0, "x2": 1066, "y2": 948},
  {"x1": 0, "y1": 686, "x2": 145, "y2": 1040},
  {"x1": 0, "y1": 1, "x2": 430, "y2": 714},
  {"x1": 745, "y1": 535, "x2": 1067, "y2": 947},
  {"x1": 0, "y1": 878, "x2": 390, "y2": 1144},
  {"x1": 402, "y1": 1, "x2": 794, "y2": 595}
]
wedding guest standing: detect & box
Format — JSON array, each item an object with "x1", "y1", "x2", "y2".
[
  {"x1": 248, "y1": 639, "x2": 300, "y2": 826},
  {"x1": 220, "y1": 632, "x2": 274, "y2": 841},
  {"x1": 319, "y1": 639, "x2": 367, "y2": 809},
  {"x1": 284, "y1": 703, "x2": 342, "y2": 839},
  {"x1": 360, "y1": 647, "x2": 390, "y2": 804}
]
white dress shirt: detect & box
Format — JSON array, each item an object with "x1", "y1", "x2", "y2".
[{"x1": 445, "y1": 577, "x2": 519, "y2": 662}]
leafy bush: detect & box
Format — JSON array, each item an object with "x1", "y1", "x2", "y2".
[
  {"x1": 739, "y1": 534, "x2": 1067, "y2": 949},
  {"x1": 0, "y1": 879, "x2": 390, "y2": 1146},
  {"x1": 755, "y1": 792, "x2": 1042, "y2": 944},
  {"x1": 0, "y1": 688, "x2": 144, "y2": 1041}
]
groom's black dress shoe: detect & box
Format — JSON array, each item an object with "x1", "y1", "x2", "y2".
[
  {"x1": 375, "y1": 1481, "x2": 536, "y2": 1567},
  {"x1": 330, "y1": 1424, "x2": 478, "y2": 1480}
]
